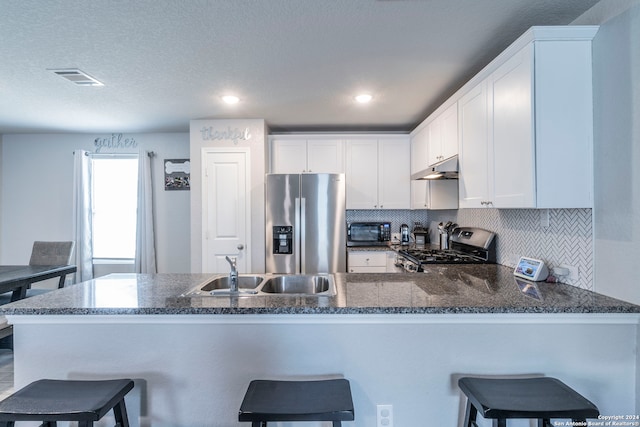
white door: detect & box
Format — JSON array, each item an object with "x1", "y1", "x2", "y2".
[{"x1": 202, "y1": 149, "x2": 251, "y2": 273}]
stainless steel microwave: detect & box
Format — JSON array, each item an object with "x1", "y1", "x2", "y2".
[{"x1": 347, "y1": 222, "x2": 391, "y2": 247}]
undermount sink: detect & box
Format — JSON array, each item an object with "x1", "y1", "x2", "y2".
[
  {"x1": 200, "y1": 275, "x2": 263, "y2": 291},
  {"x1": 182, "y1": 273, "x2": 336, "y2": 297},
  {"x1": 260, "y1": 275, "x2": 334, "y2": 295}
]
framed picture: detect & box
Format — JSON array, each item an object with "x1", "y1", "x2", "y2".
[{"x1": 164, "y1": 159, "x2": 190, "y2": 191}]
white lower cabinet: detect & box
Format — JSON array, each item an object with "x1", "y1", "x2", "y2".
[{"x1": 348, "y1": 251, "x2": 398, "y2": 273}]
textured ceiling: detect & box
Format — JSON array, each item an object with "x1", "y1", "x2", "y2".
[{"x1": 0, "y1": 0, "x2": 599, "y2": 134}]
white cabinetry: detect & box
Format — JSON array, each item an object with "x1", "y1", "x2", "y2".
[
  {"x1": 345, "y1": 137, "x2": 410, "y2": 209},
  {"x1": 427, "y1": 102, "x2": 458, "y2": 165},
  {"x1": 411, "y1": 180, "x2": 459, "y2": 210},
  {"x1": 458, "y1": 27, "x2": 596, "y2": 208},
  {"x1": 410, "y1": 125, "x2": 428, "y2": 175},
  {"x1": 271, "y1": 138, "x2": 344, "y2": 173},
  {"x1": 410, "y1": 103, "x2": 459, "y2": 210},
  {"x1": 411, "y1": 102, "x2": 458, "y2": 172},
  {"x1": 348, "y1": 251, "x2": 399, "y2": 273},
  {"x1": 459, "y1": 81, "x2": 491, "y2": 207}
]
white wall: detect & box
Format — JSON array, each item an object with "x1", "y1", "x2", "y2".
[
  {"x1": 573, "y1": 0, "x2": 640, "y2": 304},
  {"x1": 0, "y1": 133, "x2": 191, "y2": 273},
  {"x1": 0, "y1": 134, "x2": 3, "y2": 261}
]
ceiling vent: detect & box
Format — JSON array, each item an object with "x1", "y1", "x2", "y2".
[{"x1": 49, "y1": 68, "x2": 104, "y2": 86}]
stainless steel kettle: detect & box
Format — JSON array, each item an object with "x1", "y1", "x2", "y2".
[{"x1": 400, "y1": 224, "x2": 410, "y2": 245}]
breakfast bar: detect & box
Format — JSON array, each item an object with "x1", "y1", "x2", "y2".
[{"x1": 1, "y1": 267, "x2": 638, "y2": 427}]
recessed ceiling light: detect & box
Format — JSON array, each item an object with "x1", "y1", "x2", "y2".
[
  {"x1": 222, "y1": 95, "x2": 240, "y2": 104},
  {"x1": 355, "y1": 94, "x2": 373, "y2": 103}
]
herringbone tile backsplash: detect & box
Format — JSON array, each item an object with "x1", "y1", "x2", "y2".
[
  {"x1": 427, "y1": 208, "x2": 593, "y2": 290},
  {"x1": 348, "y1": 208, "x2": 593, "y2": 290}
]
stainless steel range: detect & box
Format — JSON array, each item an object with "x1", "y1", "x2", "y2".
[{"x1": 396, "y1": 227, "x2": 496, "y2": 272}]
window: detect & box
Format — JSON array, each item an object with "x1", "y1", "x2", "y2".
[{"x1": 91, "y1": 156, "x2": 138, "y2": 260}]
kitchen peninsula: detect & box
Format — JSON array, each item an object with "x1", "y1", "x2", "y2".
[{"x1": 1, "y1": 268, "x2": 638, "y2": 427}]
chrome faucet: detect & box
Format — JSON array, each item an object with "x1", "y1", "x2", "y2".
[{"x1": 225, "y1": 256, "x2": 238, "y2": 292}]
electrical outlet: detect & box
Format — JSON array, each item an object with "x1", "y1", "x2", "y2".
[
  {"x1": 539, "y1": 209, "x2": 550, "y2": 227},
  {"x1": 391, "y1": 233, "x2": 401, "y2": 242},
  {"x1": 377, "y1": 404, "x2": 393, "y2": 427},
  {"x1": 559, "y1": 264, "x2": 579, "y2": 281}
]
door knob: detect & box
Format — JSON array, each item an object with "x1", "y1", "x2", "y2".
[{"x1": 237, "y1": 244, "x2": 244, "y2": 250}]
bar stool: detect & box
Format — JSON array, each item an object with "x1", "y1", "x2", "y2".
[
  {"x1": 458, "y1": 376, "x2": 599, "y2": 427},
  {"x1": 239, "y1": 378, "x2": 355, "y2": 427},
  {"x1": 0, "y1": 378, "x2": 134, "y2": 427}
]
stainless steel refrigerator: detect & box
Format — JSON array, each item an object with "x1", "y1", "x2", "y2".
[{"x1": 266, "y1": 173, "x2": 346, "y2": 273}]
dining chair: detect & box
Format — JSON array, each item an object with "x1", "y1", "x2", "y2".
[{"x1": 29, "y1": 241, "x2": 75, "y2": 269}]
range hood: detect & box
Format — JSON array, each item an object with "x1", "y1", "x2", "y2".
[{"x1": 411, "y1": 155, "x2": 458, "y2": 180}]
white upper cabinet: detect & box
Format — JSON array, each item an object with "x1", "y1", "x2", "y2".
[
  {"x1": 459, "y1": 81, "x2": 491, "y2": 208},
  {"x1": 345, "y1": 137, "x2": 410, "y2": 209},
  {"x1": 458, "y1": 26, "x2": 596, "y2": 209},
  {"x1": 427, "y1": 102, "x2": 458, "y2": 165},
  {"x1": 378, "y1": 138, "x2": 411, "y2": 209},
  {"x1": 344, "y1": 139, "x2": 379, "y2": 209},
  {"x1": 270, "y1": 139, "x2": 308, "y2": 173},
  {"x1": 307, "y1": 139, "x2": 344, "y2": 173},
  {"x1": 411, "y1": 179, "x2": 459, "y2": 210},
  {"x1": 491, "y1": 43, "x2": 535, "y2": 207},
  {"x1": 271, "y1": 138, "x2": 344, "y2": 173},
  {"x1": 410, "y1": 125, "x2": 429, "y2": 175}
]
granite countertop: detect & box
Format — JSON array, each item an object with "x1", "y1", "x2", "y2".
[{"x1": 0, "y1": 265, "x2": 638, "y2": 315}]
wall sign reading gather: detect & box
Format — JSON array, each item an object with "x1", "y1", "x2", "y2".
[
  {"x1": 94, "y1": 134, "x2": 138, "y2": 153},
  {"x1": 199, "y1": 126, "x2": 251, "y2": 144}
]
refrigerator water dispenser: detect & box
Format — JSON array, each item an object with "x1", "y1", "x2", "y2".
[{"x1": 273, "y1": 226, "x2": 293, "y2": 254}]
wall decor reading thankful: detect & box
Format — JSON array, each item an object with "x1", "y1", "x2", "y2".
[
  {"x1": 199, "y1": 126, "x2": 251, "y2": 144},
  {"x1": 93, "y1": 133, "x2": 138, "y2": 153},
  {"x1": 164, "y1": 159, "x2": 190, "y2": 191}
]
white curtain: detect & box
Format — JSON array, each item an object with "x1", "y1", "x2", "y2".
[
  {"x1": 72, "y1": 150, "x2": 94, "y2": 282},
  {"x1": 135, "y1": 150, "x2": 157, "y2": 273}
]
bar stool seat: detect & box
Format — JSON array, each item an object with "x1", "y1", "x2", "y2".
[
  {"x1": 0, "y1": 378, "x2": 134, "y2": 427},
  {"x1": 458, "y1": 377, "x2": 599, "y2": 427},
  {"x1": 239, "y1": 379, "x2": 354, "y2": 427}
]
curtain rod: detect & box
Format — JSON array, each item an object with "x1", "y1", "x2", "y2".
[{"x1": 73, "y1": 151, "x2": 156, "y2": 157}]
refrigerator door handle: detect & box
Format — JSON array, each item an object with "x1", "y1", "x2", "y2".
[
  {"x1": 294, "y1": 197, "x2": 301, "y2": 273},
  {"x1": 300, "y1": 197, "x2": 306, "y2": 274}
]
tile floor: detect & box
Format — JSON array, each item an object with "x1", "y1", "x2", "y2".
[{"x1": 0, "y1": 349, "x2": 14, "y2": 400}]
